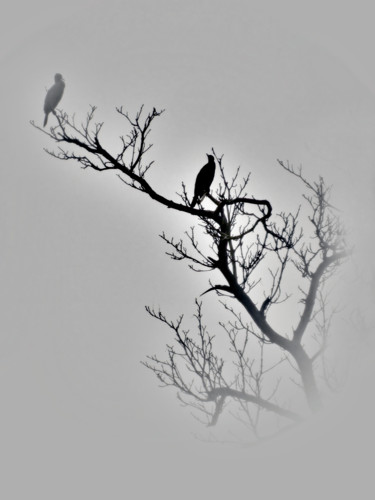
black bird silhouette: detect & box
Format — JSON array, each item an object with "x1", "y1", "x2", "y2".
[
  {"x1": 191, "y1": 154, "x2": 216, "y2": 208},
  {"x1": 43, "y1": 73, "x2": 65, "y2": 127}
]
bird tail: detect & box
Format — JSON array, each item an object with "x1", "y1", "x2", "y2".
[
  {"x1": 190, "y1": 195, "x2": 198, "y2": 208},
  {"x1": 43, "y1": 113, "x2": 48, "y2": 127}
]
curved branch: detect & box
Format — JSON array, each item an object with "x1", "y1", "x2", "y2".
[{"x1": 214, "y1": 197, "x2": 272, "y2": 218}]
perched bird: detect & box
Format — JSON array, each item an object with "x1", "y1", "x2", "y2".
[
  {"x1": 191, "y1": 154, "x2": 216, "y2": 208},
  {"x1": 43, "y1": 73, "x2": 65, "y2": 127}
]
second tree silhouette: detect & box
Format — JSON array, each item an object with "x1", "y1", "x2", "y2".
[{"x1": 191, "y1": 154, "x2": 216, "y2": 208}]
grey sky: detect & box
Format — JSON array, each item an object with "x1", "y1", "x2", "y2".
[{"x1": 1, "y1": 0, "x2": 375, "y2": 498}]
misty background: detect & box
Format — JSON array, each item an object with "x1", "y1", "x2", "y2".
[{"x1": 1, "y1": 0, "x2": 375, "y2": 498}]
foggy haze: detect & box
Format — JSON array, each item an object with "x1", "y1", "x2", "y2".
[{"x1": 1, "y1": 0, "x2": 374, "y2": 498}]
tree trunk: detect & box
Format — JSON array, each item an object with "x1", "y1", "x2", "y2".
[{"x1": 292, "y1": 344, "x2": 322, "y2": 412}]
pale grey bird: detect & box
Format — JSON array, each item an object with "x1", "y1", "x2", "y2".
[{"x1": 43, "y1": 73, "x2": 65, "y2": 127}]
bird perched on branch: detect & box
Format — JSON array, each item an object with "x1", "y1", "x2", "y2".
[
  {"x1": 43, "y1": 73, "x2": 65, "y2": 127},
  {"x1": 191, "y1": 154, "x2": 216, "y2": 208}
]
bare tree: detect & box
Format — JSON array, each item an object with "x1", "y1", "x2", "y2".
[{"x1": 31, "y1": 105, "x2": 347, "y2": 439}]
